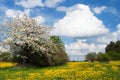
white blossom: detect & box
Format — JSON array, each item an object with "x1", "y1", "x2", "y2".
[{"x1": 5, "y1": 15, "x2": 55, "y2": 53}]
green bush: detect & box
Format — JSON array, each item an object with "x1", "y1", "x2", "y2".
[
  {"x1": 85, "y1": 52, "x2": 97, "y2": 62},
  {"x1": 11, "y1": 38, "x2": 68, "y2": 66},
  {"x1": 96, "y1": 52, "x2": 110, "y2": 62},
  {"x1": 28, "y1": 48, "x2": 68, "y2": 66},
  {"x1": 13, "y1": 44, "x2": 67, "y2": 66},
  {"x1": 106, "y1": 51, "x2": 120, "y2": 60},
  {"x1": 0, "y1": 52, "x2": 13, "y2": 61}
]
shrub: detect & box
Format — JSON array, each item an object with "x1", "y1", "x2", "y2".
[
  {"x1": 106, "y1": 51, "x2": 120, "y2": 60},
  {"x1": 96, "y1": 52, "x2": 110, "y2": 62},
  {"x1": 0, "y1": 52, "x2": 13, "y2": 61},
  {"x1": 85, "y1": 52, "x2": 97, "y2": 62},
  {"x1": 28, "y1": 48, "x2": 68, "y2": 66}
]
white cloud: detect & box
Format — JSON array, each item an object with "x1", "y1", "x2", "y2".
[
  {"x1": 93, "y1": 6, "x2": 106, "y2": 14},
  {"x1": 67, "y1": 23, "x2": 120, "y2": 61},
  {"x1": 5, "y1": 9, "x2": 30, "y2": 18},
  {"x1": 45, "y1": 0, "x2": 64, "y2": 8},
  {"x1": 65, "y1": 39, "x2": 106, "y2": 61},
  {"x1": 106, "y1": 7, "x2": 118, "y2": 15},
  {"x1": 56, "y1": 6, "x2": 67, "y2": 11},
  {"x1": 52, "y1": 4, "x2": 109, "y2": 37},
  {"x1": 5, "y1": 9, "x2": 22, "y2": 18},
  {"x1": 15, "y1": 0, "x2": 44, "y2": 8},
  {"x1": 64, "y1": 23, "x2": 120, "y2": 61},
  {"x1": 33, "y1": 16, "x2": 45, "y2": 24},
  {"x1": 93, "y1": 6, "x2": 118, "y2": 15},
  {"x1": 0, "y1": 5, "x2": 8, "y2": 24},
  {"x1": 5, "y1": 9, "x2": 45, "y2": 24},
  {"x1": 65, "y1": 39, "x2": 96, "y2": 55},
  {"x1": 97, "y1": 24, "x2": 120, "y2": 44},
  {"x1": 15, "y1": 0, "x2": 64, "y2": 8},
  {"x1": 117, "y1": 24, "x2": 120, "y2": 29}
]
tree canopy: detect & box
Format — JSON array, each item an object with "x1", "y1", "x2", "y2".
[
  {"x1": 85, "y1": 52, "x2": 96, "y2": 62},
  {"x1": 105, "y1": 40, "x2": 120, "y2": 60}
]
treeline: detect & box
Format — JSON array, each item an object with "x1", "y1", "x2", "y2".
[{"x1": 85, "y1": 40, "x2": 120, "y2": 62}]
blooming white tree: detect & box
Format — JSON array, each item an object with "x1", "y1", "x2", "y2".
[
  {"x1": 5, "y1": 15, "x2": 68, "y2": 66},
  {"x1": 8, "y1": 15, "x2": 50, "y2": 49}
]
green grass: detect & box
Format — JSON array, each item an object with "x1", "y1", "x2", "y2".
[{"x1": 0, "y1": 61, "x2": 120, "y2": 80}]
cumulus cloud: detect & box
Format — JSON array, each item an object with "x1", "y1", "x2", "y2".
[
  {"x1": 65, "y1": 24, "x2": 120, "y2": 61},
  {"x1": 97, "y1": 24, "x2": 120, "y2": 44},
  {"x1": 65, "y1": 39, "x2": 97, "y2": 55},
  {"x1": 93, "y1": 6, "x2": 106, "y2": 14},
  {"x1": 5, "y1": 9, "x2": 45, "y2": 24},
  {"x1": 15, "y1": 0, "x2": 64, "y2": 8},
  {"x1": 33, "y1": 16, "x2": 45, "y2": 24},
  {"x1": 52, "y1": 4, "x2": 109, "y2": 37},
  {"x1": 65, "y1": 39, "x2": 106, "y2": 61},
  {"x1": 5, "y1": 9, "x2": 30, "y2": 18},
  {"x1": 15, "y1": 0, "x2": 44, "y2": 8}
]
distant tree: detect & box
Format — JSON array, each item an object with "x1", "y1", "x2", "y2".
[
  {"x1": 105, "y1": 40, "x2": 120, "y2": 60},
  {"x1": 85, "y1": 52, "x2": 97, "y2": 62},
  {"x1": 5, "y1": 15, "x2": 68, "y2": 66},
  {"x1": 96, "y1": 52, "x2": 110, "y2": 62},
  {"x1": 106, "y1": 51, "x2": 119, "y2": 60},
  {"x1": 105, "y1": 41, "x2": 115, "y2": 53}
]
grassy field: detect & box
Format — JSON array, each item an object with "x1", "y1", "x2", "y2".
[{"x1": 0, "y1": 61, "x2": 120, "y2": 80}]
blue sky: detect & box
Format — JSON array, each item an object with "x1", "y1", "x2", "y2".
[{"x1": 0, "y1": 0, "x2": 120, "y2": 61}]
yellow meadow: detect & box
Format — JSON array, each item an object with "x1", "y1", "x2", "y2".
[
  {"x1": 0, "y1": 61, "x2": 120, "y2": 80},
  {"x1": 0, "y1": 62, "x2": 17, "y2": 68}
]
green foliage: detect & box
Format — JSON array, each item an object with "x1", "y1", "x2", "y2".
[
  {"x1": 85, "y1": 52, "x2": 97, "y2": 62},
  {"x1": 106, "y1": 51, "x2": 120, "y2": 60},
  {"x1": 50, "y1": 36, "x2": 65, "y2": 50},
  {"x1": 85, "y1": 52, "x2": 110, "y2": 62},
  {"x1": 27, "y1": 48, "x2": 68, "y2": 66},
  {"x1": 96, "y1": 52, "x2": 110, "y2": 62},
  {"x1": 105, "y1": 41, "x2": 115, "y2": 53},
  {"x1": 105, "y1": 40, "x2": 120, "y2": 60},
  {"x1": 0, "y1": 52, "x2": 13, "y2": 61}
]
